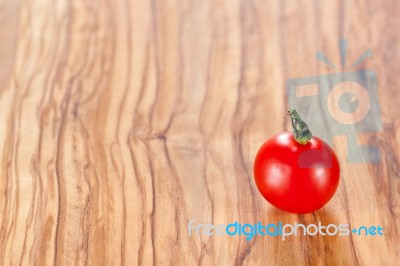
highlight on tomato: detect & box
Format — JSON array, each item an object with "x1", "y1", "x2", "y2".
[{"x1": 253, "y1": 108, "x2": 340, "y2": 214}]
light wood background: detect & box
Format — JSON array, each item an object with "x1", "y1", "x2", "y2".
[{"x1": 0, "y1": 0, "x2": 399, "y2": 265}]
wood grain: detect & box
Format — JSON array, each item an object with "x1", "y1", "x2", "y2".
[{"x1": 0, "y1": 0, "x2": 399, "y2": 265}]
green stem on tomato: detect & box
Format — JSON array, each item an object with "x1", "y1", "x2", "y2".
[{"x1": 287, "y1": 108, "x2": 312, "y2": 145}]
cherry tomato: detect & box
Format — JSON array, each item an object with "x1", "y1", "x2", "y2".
[{"x1": 254, "y1": 131, "x2": 340, "y2": 214}]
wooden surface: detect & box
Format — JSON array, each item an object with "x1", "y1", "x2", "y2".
[{"x1": 0, "y1": 0, "x2": 399, "y2": 265}]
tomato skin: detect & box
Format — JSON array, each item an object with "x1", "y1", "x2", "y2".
[{"x1": 254, "y1": 132, "x2": 340, "y2": 214}]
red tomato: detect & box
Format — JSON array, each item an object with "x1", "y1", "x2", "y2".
[{"x1": 254, "y1": 132, "x2": 340, "y2": 214}]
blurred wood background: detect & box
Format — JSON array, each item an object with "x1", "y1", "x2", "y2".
[{"x1": 0, "y1": 0, "x2": 399, "y2": 265}]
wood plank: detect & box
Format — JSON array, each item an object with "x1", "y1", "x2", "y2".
[{"x1": 0, "y1": 0, "x2": 399, "y2": 264}]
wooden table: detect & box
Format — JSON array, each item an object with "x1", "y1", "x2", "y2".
[{"x1": 0, "y1": 0, "x2": 399, "y2": 265}]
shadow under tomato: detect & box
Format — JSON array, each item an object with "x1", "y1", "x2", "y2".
[{"x1": 263, "y1": 206, "x2": 358, "y2": 264}]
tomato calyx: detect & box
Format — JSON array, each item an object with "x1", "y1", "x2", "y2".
[{"x1": 287, "y1": 108, "x2": 312, "y2": 145}]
